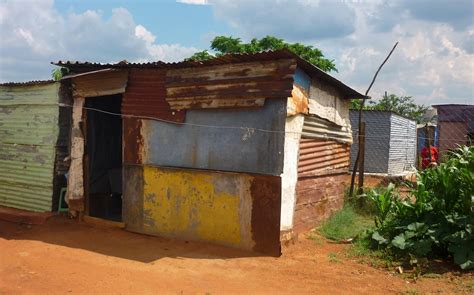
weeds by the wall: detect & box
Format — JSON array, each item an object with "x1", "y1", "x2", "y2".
[{"x1": 319, "y1": 205, "x2": 373, "y2": 242}]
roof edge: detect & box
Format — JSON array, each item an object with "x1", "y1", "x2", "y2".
[
  {"x1": 0, "y1": 80, "x2": 56, "y2": 87},
  {"x1": 52, "y1": 49, "x2": 367, "y2": 99}
]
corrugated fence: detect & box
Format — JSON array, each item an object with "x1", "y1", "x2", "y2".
[{"x1": 0, "y1": 82, "x2": 60, "y2": 211}]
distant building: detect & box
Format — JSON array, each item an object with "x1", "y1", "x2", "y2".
[
  {"x1": 433, "y1": 104, "x2": 474, "y2": 155},
  {"x1": 349, "y1": 110, "x2": 417, "y2": 176}
]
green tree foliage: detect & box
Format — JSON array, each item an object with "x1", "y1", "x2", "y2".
[
  {"x1": 185, "y1": 35, "x2": 337, "y2": 72},
  {"x1": 351, "y1": 93, "x2": 428, "y2": 123}
]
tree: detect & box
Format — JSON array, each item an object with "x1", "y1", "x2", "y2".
[
  {"x1": 351, "y1": 93, "x2": 428, "y2": 123},
  {"x1": 186, "y1": 35, "x2": 337, "y2": 72}
]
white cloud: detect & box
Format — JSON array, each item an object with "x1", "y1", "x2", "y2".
[
  {"x1": 0, "y1": 0, "x2": 199, "y2": 82},
  {"x1": 209, "y1": 0, "x2": 356, "y2": 41},
  {"x1": 199, "y1": 0, "x2": 473, "y2": 105},
  {"x1": 135, "y1": 25, "x2": 156, "y2": 43},
  {"x1": 177, "y1": 0, "x2": 209, "y2": 4}
]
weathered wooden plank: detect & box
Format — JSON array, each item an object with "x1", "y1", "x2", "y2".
[
  {"x1": 165, "y1": 59, "x2": 296, "y2": 110},
  {"x1": 73, "y1": 70, "x2": 128, "y2": 98},
  {"x1": 166, "y1": 59, "x2": 296, "y2": 84}
]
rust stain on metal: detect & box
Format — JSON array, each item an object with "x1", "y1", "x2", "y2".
[
  {"x1": 287, "y1": 84, "x2": 309, "y2": 116},
  {"x1": 165, "y1": 59, "x2": 296, "y2": 110},
  {"x1": 172, "y1": 98, "x2": 266, "y2": 110},
  {"x1": 122, "y1": 69, "x2": 185, "y2": 122},
  {"x1": 123, "y1": 118, "x2": 144, "y2": 165},
  {"x1": 298, "y1": 138, "x2": 350, "y2": 176},
  {"x1": 250, "y1": 175, "x2": 281, "y2": 256}
]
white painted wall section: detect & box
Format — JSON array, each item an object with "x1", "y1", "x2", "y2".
[
  {"x1": 309, "y1": 78, "x2": 351, "y2": 130},
  {"x1": 280, "y1": 114, "x2": 304, "y2": 231}
]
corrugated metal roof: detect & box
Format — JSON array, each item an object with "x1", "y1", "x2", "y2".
[
  {"x1": 52, "y1": 49, "x2": 367, "y2": 99},
  {"x1": 0, "y1": 80, "x2": 55, "y2": 87},
  {"x1": 350, "y1": 109, "x2": 417, "y2": 122},
  {"x1": 433, "y1": 104, "x2": 474, "y2": 123},
  {"x1": 0, "y1": 83, "x2": 59, "y2": 212}
]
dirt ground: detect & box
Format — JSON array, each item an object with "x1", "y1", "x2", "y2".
[{"x1": 0, "y1": 217, "x2": 472, "y2": 295}]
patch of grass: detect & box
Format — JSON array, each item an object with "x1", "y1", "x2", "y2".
[
  {"x1": 319, "y1": 205, "x2": 374, "y2": 241},
  {"x1": 348, "y1": 238, "x2": 395, "y2": 268},
  {"x1": 328, "y1": 252, "x2": 341, "y2": 263},
  {"x1": 308, "y1": 234, "x2": 324, "y2": 245},
  {"x1": 468, "y1": 280, "x2": 474, "y2": 292},
  {"x1": 422, "y1": 273, "x2": 442, "y2": 279}
]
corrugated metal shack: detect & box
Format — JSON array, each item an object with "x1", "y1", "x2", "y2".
[
  {"x1": 0, "y1": 81, "x2": 71, "y2": 212},
  {"x1": 54, "y1": 49, "x2": 366, "y2": 255},
  {"x1": 349, "y1": 110, "x2": 417, "y2": 175},
  {"x1": 433, "y1": 104, "x2": 474, "y2": 156}
]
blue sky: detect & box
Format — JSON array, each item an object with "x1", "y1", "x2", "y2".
[
  {"x1": 1, "y1": 0, "x2": 473, "y2": 105},
  {"x1": 54, "y1": 0, "x2": 233, "y2": 48}
]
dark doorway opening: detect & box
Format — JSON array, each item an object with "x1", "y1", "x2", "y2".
[{"x1": 85, "y1": 94, "x2": 123, "y2": 221}]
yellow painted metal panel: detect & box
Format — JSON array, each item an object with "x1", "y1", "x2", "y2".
[{"x1": 142, "y1": 166, "x2": 254, "y2": 248}]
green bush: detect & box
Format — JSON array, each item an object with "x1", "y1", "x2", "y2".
[{"x1": 366, "y1": 146, "x2": 474, "y2": 270}]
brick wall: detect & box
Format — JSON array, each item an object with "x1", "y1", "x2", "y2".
[{"x1": 293, "y1": 172, "x2": 349, "y2": 233}]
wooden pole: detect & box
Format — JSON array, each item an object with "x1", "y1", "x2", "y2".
[
  {"x1": 357, "y1": 122, "x2": 366, "y2": 194},
  {"x1": 349, "y1": 41, "x2": 399, "y2": 198}
]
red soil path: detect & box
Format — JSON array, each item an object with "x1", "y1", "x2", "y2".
[{"x1": 0, "y1": 217, "x2": 471, "y2": 294}]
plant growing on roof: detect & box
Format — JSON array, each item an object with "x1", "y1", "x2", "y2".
[
  {"x1": 51, "y1": 67, "x2": 69, "y2": 81},
  {"x1": 185, "y1": 35, "x2": 337, "y2": 72}
]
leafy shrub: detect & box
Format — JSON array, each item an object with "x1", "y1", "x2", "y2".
[{"x1": 366, "y1": 146, "x2": 474, "y2": 270}]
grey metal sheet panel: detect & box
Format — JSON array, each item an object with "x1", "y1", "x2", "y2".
[
  {"x1": 0, "y1": 82, "x2": 59, "y2": 212},
  {"x1": 349, "y1": 110, "x2": 391, "y2": 173},
  {"x1": 140, "y1": 99, "x2": 286, "y2": 176},
  {"x1": 388, "y1": 114, "x2": 417, "y2": 175}
]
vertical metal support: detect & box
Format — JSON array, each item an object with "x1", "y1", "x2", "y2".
[{"x1": 357, "y1": 122, "x2": 366, "y2": 194}]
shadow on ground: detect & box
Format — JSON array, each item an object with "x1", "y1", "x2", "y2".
[{"x1": 0, "y1": 216, "x2": 261, "y2": 263}]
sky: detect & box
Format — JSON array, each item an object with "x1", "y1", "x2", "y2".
[{"x1": 0, "y1": 0, "x2": 473, "y2": 106}]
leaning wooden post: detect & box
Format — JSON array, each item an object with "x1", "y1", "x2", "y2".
[
  {"x1": 357, "y1": 122, "x2": 366, "y2": 194},
  {"x1": 349, "y1": 41, "x2": 399, "y2": 197}
]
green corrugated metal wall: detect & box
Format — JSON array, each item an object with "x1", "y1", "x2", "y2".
[{"x1": 0, "y1": 82, "x2": 60, "y2": 212}]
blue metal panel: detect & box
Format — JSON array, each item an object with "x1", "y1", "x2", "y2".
[
  {"x1": 294, "y1": 68, "x2": 311, "y2": 94},
  {"x1": 141, "y1": 99, "x2": 286, "y2": 176}
]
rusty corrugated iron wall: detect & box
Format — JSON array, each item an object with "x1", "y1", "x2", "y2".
[
  {"x1": 298, "y1": 138, "x2": 350, "y2": 176},
  {"x1": 293, "y1": 137, "x2": 351, "y2": 233},
  {"x1": 122, "y1": 69, "x2": 185, "y2": 122},
  {"x1": 164, "y1": 59, "x2": 296, "y2": 110},
  {"x1": 0, "y1": 82, "x2": 60, "y2": 212}
]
